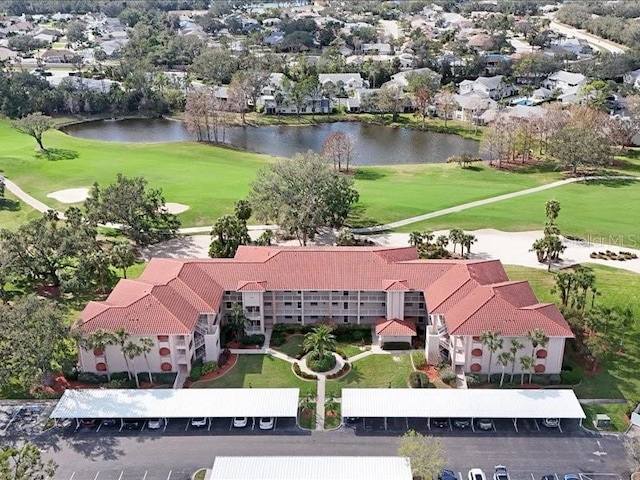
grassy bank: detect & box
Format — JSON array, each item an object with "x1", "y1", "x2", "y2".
[
  {"x1": 396, "y1": 177, "x2": 640, "y2": 247},
  {"x1": 505, "y1": 264, "x2": 640, "y2": 400},
  {"x1": 0, "y1": 192, "x2": 40, "y2": 231},
  {"x1": 0, "y1": 119, "x2": 560, "y2": 229}
]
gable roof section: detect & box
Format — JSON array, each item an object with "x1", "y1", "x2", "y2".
[{"x1": 376, "y1": 318, "x2": 417, "y2": 336}]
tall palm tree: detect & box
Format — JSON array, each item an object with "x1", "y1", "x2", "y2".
[
  {"x1": 497, "y1": 351, "x2": 512, "y2": 387},
  {"x1": 303, "y1": 325, "x2": 337, "y2": 359},
  {"x1": 526, "y1": 328, "x2": 549, "y2": 359},
  {"x1": 325, "y1": 393, "x2": 339, "y2": 416},
  {"x1": 113, "y1": 328, "x2": 131, "y2": 380},
  {"x1": 508, "y1": 338, "x2": 524, "y2": 382},
  {"x1": 138, "y1": 337, "x2": 155, "y2": 384},
  {"x1": 229, "y1": 303, "x2": 249, "y2": 341},
  {"x1": 480, "y1": 330, "x2": 503, "y2": 382},
  {"x1": 408, "y1": 231, "x2": 423, "y2": 247},
  {"x1": 519, "y1": 355, "x2": 535, "y2": 384},
  {"x1": 123, "y1": 341, "x2": 142, "y2": 388},
  {"x1": 83, "y1": 329, "x2": 116, "y2": 381}
]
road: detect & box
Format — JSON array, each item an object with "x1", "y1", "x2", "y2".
[
  {"x1": 34, "y1": 427, "x2": 630, "y2": 480},
  {"x1": 547, "y1": 19, "x2": 628, "y2": 54}
]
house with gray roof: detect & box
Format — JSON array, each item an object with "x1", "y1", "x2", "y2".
[{"x1": 459, "y1": 75, "x2": 516, "y2": 100}]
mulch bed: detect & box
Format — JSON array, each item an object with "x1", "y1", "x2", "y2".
[
  {"x1": 419, "y1": 365, "x2": 443, "y2": 383},
  {"x1": 226, "y1": 341, "x2": 261, "y2": 350}
]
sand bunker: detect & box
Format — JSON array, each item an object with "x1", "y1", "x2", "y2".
[
  {"x1": 46, "y1": 188, "x2": 89, "y2": 204},
  {"x1": 164, "y1": 202, "x2": 190, "y2": 214}
]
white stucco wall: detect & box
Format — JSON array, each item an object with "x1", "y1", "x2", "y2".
[{"x1": 386, "y1": 291, "x2": 405, "y2": 319}]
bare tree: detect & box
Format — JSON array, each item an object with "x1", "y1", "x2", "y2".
[
  {"x1": 435, "y1": 89, "x2": 458, "y2": 127},
  {"x1": 183, "y1": 87, "x2": 230, "y2": 143},
  {"x1": 321, "y1": 131, "x2": 356, "y2": 172}
]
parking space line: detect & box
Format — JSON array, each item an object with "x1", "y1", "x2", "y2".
[
  {"x1": 68, "y1": 472, "x2": 76, "y2": 480},
  {"x1": 117, "y1": 471, "x2": 123, "y2": 480},
  {"x1": 142, "y1": 471, "x2": 148, "y2": 480},
  {"x1": 166, "y1": 470, "x2": 172, "y2": 480},
  {"x1": 93, "y1": 472, "x2": 100, "y2": 480}
]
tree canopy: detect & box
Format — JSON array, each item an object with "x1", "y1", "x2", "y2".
[
  {"x1": 11, "y1": 113, "x2": 53, "y2": 151},
  {"x1": 397, "y1": 430, "x2": 446, "y2": 480},
  {"x1": 249, "y1": 152, "x2": 359, "y2": 245},
  {"x1": 85, "y1": 174, "x2": 180, "y2": 245},
  {"x1": 0, "y1": 442, "x2": 57, "y2": 480}
]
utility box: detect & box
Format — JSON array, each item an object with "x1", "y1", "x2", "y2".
[{"x1": 594, "y1": 414, "x2": 612, "y2": 429}]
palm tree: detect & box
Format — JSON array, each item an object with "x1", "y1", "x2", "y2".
[
  {"x1": 461, "y1": 233, "x2": 477, "y2": 257},
  {"x1": 497, "y1": 351, "x2": 512, "y2": 387},
  {"x1": 303, "y1": 325, "x2": 337, "y2": 359},
  {"x1": 110, "y1": 241, "x2": 136, "y2": 279},
  {"x1": 82, "y1": 329, "x2": 116, "y2": 381},
  {"x1": 519, "y1": 355, "x2": 535, "y2": 384},
  {"x1": 325, "y1": 393, "x2": 339, "y2": 416},
  {"x1": 449, "y1": 228, "x2": 463, "y2": 253},
  {"x1": 508, "y1": 338, "x2": 524, "y2": 382},
  {"x1": 480, "y1": 330, "x2": 503, "y2": 382},
  {"x1": 138, "y1": 337, "x2": 155, "y2": 384},
  {"x1": 123, "y1": 341, "x2": 142, "y2": 388},
  {"x1": 526, "y1": 328, "x2": 549, "y2": 359},
  {"x1": 408, "y1": 231, "x2": 423, "y2": 247},
  {"x1": 113, "y1": 328, "x2": 131, "y2": 380},
  {"x1": 299, "y1": 391, "x2": 315, "y2": 412},
  {"x1": 229, "y1": 303, "x2": 249, "y2": 341}
]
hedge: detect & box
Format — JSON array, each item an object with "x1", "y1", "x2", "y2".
[
  {"x1": 189, "y1": 359, "x2": 203, "y2": 381},
  {"x1": 78, "y1": 372, "x2": 109, "y2": 384},
  {"x1": 409, "y1": 371, "x2": 429, "y2": 388},
  {"x1": 326, "y1": 363, "x2": 350, "y2": 379},
  {"x1": 202, "y1": 361, "x2": 219, "y2": 375},
  {"x1": 241, "y1": 334, "x2": 265, "y2": 346},
  {"x1": 293, "y1": 362, "x2": 318, "y2": 381},
  {"x1": 382, "y1": 342, "x2": 412, "y2": 351}
]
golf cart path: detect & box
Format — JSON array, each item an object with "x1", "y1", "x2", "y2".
[{"x1": 5, "y1": 175, "x2": 635, "y2": 234}]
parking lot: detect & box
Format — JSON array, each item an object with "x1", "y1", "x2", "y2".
[
  {"x1": 61, "y1": 416, "x2": 304, "y2": 437},
  {"x1": 0, "y1": 401, "x2": 56, "y2": 438},
  {"x1": 349, "y1": 417, "x2": 584, "y2": 436}
]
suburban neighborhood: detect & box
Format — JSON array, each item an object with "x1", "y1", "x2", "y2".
[{"x1": 1, "y1": 0, "x2": 640, "y2": 479}]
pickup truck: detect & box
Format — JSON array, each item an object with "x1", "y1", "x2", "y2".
[{"x1": 493, "y1": 466, "x2": 510, "y2": 480}]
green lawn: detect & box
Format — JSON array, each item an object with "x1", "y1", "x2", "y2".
[
  {"x1": 397, "y1": 178, "x2": 640, "y2": 247},
  {"x1": 582, "y1": 403, "x2": 632, "y2": 432},
  {"x1": 336, "y1": 343, "x2": 369, "y2": 358},
  {"x1": 0, "y1": 119, "x2": 561, "y2": 229},
  {"x1": 273, "y1": 335, "x2": 305, "y2": 358},
  {"x1": 505, "y1": 264, "x2": 640, "y2": 400},
  {"x1": 191, "y1": 354, "x2": 317, "y2": 396},
  {"x1": 0, "y1": 192, "x2": 40, "y2": 231},
  {"x1": 325, "y1": 354, "x2": 413, "y2": 397}
]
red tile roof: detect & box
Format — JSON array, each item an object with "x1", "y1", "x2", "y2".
[
  {"x1": 376, "y1": 318, "x2": 417, "y2": 336},
  {"x1": 78, "y1": 246, "x2": 572, "y2": 338}
]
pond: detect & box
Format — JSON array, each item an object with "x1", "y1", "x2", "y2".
[{"x1": 62, "y1": 118, "x2": 482, "y2": 166}]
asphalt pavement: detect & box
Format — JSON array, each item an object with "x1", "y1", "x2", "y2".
[{"x1": 31, "y1": 424, "x2": 630, "y2": 480}]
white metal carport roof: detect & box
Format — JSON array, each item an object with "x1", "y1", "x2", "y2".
[
  {"x1": 50, "y1": 388, "x2": 299, "y2": 419},
  {"x1": 342, "y1": 388, "x2": 585, "y2": 419},
  {"x1": 210, "y1": 456, "x2": 413, "y2": 480}
]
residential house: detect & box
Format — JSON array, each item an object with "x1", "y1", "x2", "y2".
[
  {"x1": 388, "y1": 67, "x2": 442, "y2": 89},
  {"x1": 458, "y1": 75, "x2": 516, "y2": 100},
  {"x1": 0, "y1": 46, "x2": 17, "y2": 62},
  {"x1": 543, "y1": 70, "x2": 587, "y2": 104},
  {"x1": 361, "y1": 43, "x2": 393, "y2": 55},
  {"x1": 77, "y1": 246, "x2": 572, "y2": 377},
  {"x1": 452, "y1": 93, "x2": 497, "y2": 123},
  {"x1": 39, "y1": 48, "x2": 80, "y2": 63},
  {"x1": 318, "y1": 73, "x2": 367, "y2": 96}
]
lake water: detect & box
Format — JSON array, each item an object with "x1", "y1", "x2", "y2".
[{"x1": 62, "y1": 118, "x2": 482, "y2": 166}]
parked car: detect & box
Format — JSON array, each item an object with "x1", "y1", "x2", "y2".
[
  {"x1": 453, "y1": 418, "x2": 471, "y2": 429},
  {"x1": 542, "y1": 418, "x2": 560, "y2": 428},
  {"x1": 233, "y1": 417, "x2": 248, "y2": 428},
  {"x1": 191, "y1": 417, "x2": 207, "y2": 428},
  {"x1": 439, "y1": 469, "x2": 458, "y2": 480},
  {"x1": 80, "y1": 418, "x2": 96, "y2": 428},
  {"x1": 476, "y1": 418, "x2": 494, "y2": 431},
  {"x1": 564, "y1": 475, "x2": 580, "y2": 480},
  {"x1": 493, "y1": 465, "x2": 510, "y2": 480},
  {"x1": 147, "y1": 418, "x2": 164, "y2": 430},
  {"x1": 541, "y1": 474, "x2": 557, "y2": 480},
  {"x1": 432, "y1": 418, "x2": 449, "y2": 428},
  {"x1": 122, "y1": 419, "x2": 140, "y2": 430},
  {"x1": 101, "y1": 419, "x2": 117, "y2": 427},
  {"x1": 468, "y1": 468, "x2": 487, "y2": 480},
  {"x1": 345, "y1": 417, "x2": 360, "y2": 425},
  {"x1": 259, "y1": 417, "x2": 274, "y2": 430}
]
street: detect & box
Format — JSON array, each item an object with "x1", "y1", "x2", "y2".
[{"x1": 33, "y1": 427, "x2": 630, "y2": 480}]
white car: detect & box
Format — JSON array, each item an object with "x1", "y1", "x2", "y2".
[
  {"x1": 468, "y1": 469, "x2": 487, "y2": 480},
  {"x1": 259, "y1": 417, "x2": 274, "y2": 430},
  {"x1": 147, "y1": 418, "x2": 164, "y2": 430},
  {"x1": 542, "y1": 418, "x2": 560, "y2": 428},
  {"x1": 233, "y1": 417, "x2": 248, "y2": 428},
  {"x1": 191, "y1": 417, "x2": 207, "y2": 428}
]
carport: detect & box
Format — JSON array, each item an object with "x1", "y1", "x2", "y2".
[
  {"x1": 341, "y1": 389, "x2": 585, "y2": 431},
  {"x1": 49, "y1": 388, "x2": 299, "y2": 431},
  {"x1": 210, "y1": 456, "x2": 413, "y2": 480}
]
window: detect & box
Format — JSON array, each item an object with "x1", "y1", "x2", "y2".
[
  {"x1": 332, "y1": 302, "x2": 338, "y2": 306},
  {"x1": 343, "y1": 291, "x2": 349, "y2": 296},
  {"x1": 381, "y1": 302, "x2": 386, "y2": 307},
  {"x1": 285, "y1": 315, "x2": 292, "y2": 320},
  {"x1": 310, "y1": 302, "x2": 317, "y2": 306},
  {"x1": 343, "y1": 302, "x2": 348, "y2": 310},
  {"x1": 226, "y1": 302, "x2": 232, "y2": 309},
  {"x1": 311, "y1": 315, "x2": 318, "y2": 320},
  {"x1": 419, "y1": 302, "x2": 425, "y2": 309},
  {"x1": 264, "y1": 301, "x2": 272, "y2": 306},
  {"x1": 297, "y1": 316, "x2": 302, "y2": 323},
  {"x1": 285, "y1": 302, "x2": 292, "y2": 306},
  {"x1": 343, "y1": 316, "x2": 349, "y2": 323},
  {"x1": 297, "y1": 302, "x2": 302, "y2": 309},
  {"x1": 418, "y1": 316, "x2": 425, "y2": 324}
]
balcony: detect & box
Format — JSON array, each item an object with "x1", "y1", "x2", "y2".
[{"x1": 453, "y1": 348, "x2": 466, "y2": 366}]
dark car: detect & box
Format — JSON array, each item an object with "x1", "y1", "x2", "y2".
[
  {"x1": 453, "y1": 418, "x2": 471, "y2": 429},
  {"x1": 101, "y1": 419, "x2": 117, "y2": 427},
  {"x1": 80, "y1": 418, "x2": 96, "y2": 428},
  {"x1": 541, "y1": 475, "x2": 557, "y2": 480},
  {"x1": 122, "y1": 419, "x2": 140, "y2": 430},
  {"x1": 345, "y1": 417, "x2": 360, "y2": 425},
  {"x1": 431, "y1": 418, "x2": 449, "y2": 428},
  {"x1": 439, "y1": 469, "x2": 458, "y2": 480}
]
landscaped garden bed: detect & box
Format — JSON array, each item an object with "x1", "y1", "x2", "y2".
[
  {"x1": 324, "y1": 403, "x2": 341, "y2": 430},
  {"x1": 299, "y1": 404, "x2": 316, "y2": 430}
]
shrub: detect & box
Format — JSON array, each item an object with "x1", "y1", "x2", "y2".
[
  {"x1": 270, "y1": 330, "x2": 286, "y2": 346},
  {"x1": 241, "y1": 334, "x2": 265, "y2": 346},
  {"x1": 306, "y1": 353, "x2": 336, "y2": 372},
  {"x1": 560, "y1": 369, "x2": 582, "y2": 385},
  {"x1": 548, "y1": 374, "x2": 561, "y2": 385},
  {"x1": 381, "y1": 342, "x2": 412, "y2": 350},
  {"x1": 63, "y1": 368, "x2": 79, "y2": 381},
  {"x1": 293, "y1": 362, "x2": 318, "y2": 380},
  {"x1": 464, "y1": 373, "x2": 485, "y2": 386},
  {"x1": 78, "y1": 372, "x2": 108, "y2": 384},
  {"x1": 327, "y1": 364, "x2": 350, "y2": 380},
  {"x1": 439, "y1": 365, "x2": 456, "y2": 384},
  {"x1": 202, "y1": 361, "x2": 219, "y2": 375},
  {"x1": 189, "y1": 359, "x2": 203, "y2": 381},
  {"x1": 300, "y1": 325, "x2": 315, "y2": 334},
  {"x1": 218, "y1": 348, "x2": 231, "y2": 367},
  {"x1": 530, "y1": 374, "x2": 551, "y2": 386},
  {"x1": 409, "y1": 371, "x2": 429, "y2": 388},
  {"x1": 412, "y1": 351, "x2": 426, "y2": 369},
  {"x1": 111, "y1": 371, "x2": 130, "y2": 382},
  {"x1": 151, "y1": 372, "x2": 177, "y2": 384},
  {"x1": 102, "y1": 379, "x2": 131, "y2": 389},
  {"x1": 336, "y1": 348, "x2": 349, "y2": 360}
]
